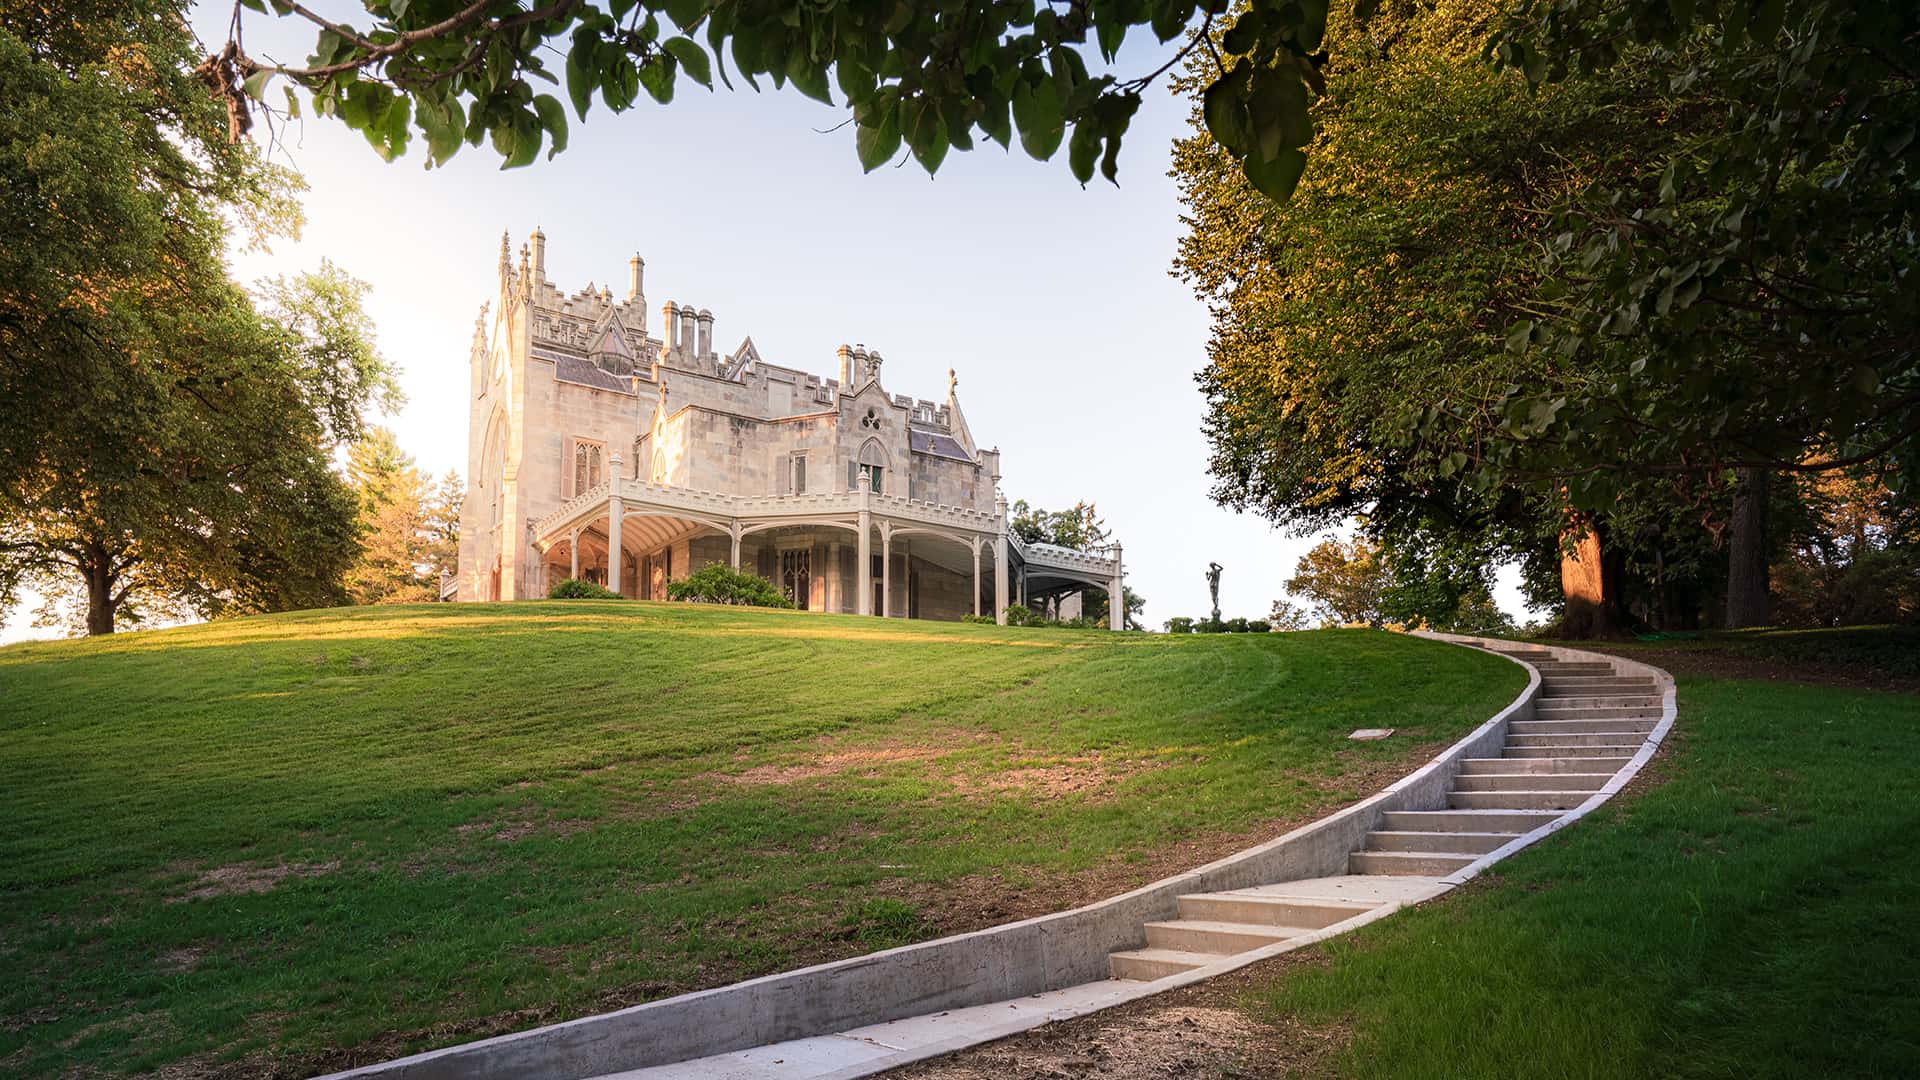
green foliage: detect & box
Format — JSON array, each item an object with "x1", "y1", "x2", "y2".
[
  {"x1": 1376, "y1": 527, "x2": 1515, "y2": 634},
  {"x1": 1268, "y1": 598, "x2": 1313, "y2": 631},
  {"x1": 548, "y1": 577, "x2": 623, "y2": 599},
  {"x1": 1164, "y1": 616, "x2": 1196, "y2": 634},
  {"x1": 1488, "y1": 0, "x2": 1920, "y2": 499},
  {"x1": 666, "y1": 563, "x2": 794, "y2": 607},
  {"x1": 1245, "y1": 619, "x2": 1271, "y2": 633},
  {"x1": 344, "y1": 429, "x2": 443, "y2": 605},
  {"x1": 1769, "y1": 470, "x2": 1920, "y2": 627},
  {"x1": 219, "y1": 1, "x2": 1326, "y2": 191},
  {"x1": 0, "y1": 8, "x2": 387, "y2": 635},
  {"x1": 1008, "y1": 499, "x2": 1111, "y2": 549},
  {"x1": 1001, "y1": 602, "x2": 1042, "y2": 626},
  {"x1": 1287, "y1": 536, "x2": 1389, "y2": 628}
]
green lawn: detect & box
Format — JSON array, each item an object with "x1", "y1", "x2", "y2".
[
  {"x1": 1241, "y1": 633, "x2": 1920, "y2": 1079},
  {"x1": 0, "y1": 603, "x2": 1523, "y2": 1078}
]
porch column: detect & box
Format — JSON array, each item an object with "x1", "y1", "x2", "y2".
[
  {"x1": 880, "y1": 522, "x2": 893, "y2": 618},
  {"x1": 1110, "y1": 543, "x2": 1124, "y2": 630},
  {"x1": 569, "y1": 527, "x2": 580, "y2": 580},
  {"x1": 857, "y1": 505, "x2": 873, "y2": 615},
  {"x1": 729, "y1": 519, "x2": 742, "y2": 570},
  {"x1": 606, "y1": 498, "x2": 622, "y2": 595},
  {"x1": 993, "y1": 535, "x2": 1009, "y2": 625},
  {"x1": 606, "y1": 455, "x2": 624, "y2": 596},
  {"x1": 970, "y1": 538, "x2": 981, "y2": 617}
]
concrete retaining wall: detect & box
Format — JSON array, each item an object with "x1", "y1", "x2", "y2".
[{"x1": 325, "y1": 637, "x2": 1539, "y2": 1080}]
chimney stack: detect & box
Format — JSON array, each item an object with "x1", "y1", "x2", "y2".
[
  {"x1": 696, "y1": 309, "x2": 714, "y2": 359},
  {"x1": 662, "y1": 301, "x2": 679, "y2": 354},
  {"x1": 529, "y1": 226, "x2": 546, "y2": 280},
  {"x1": 628, "y1": 255, "x2": 644, "y2": 302},
  {"x1": 837, "y1": 344, "x2": 854, "y2": 387},
  {"x1": 678, "y1": 304, "x2": 697, "y2": 359}
]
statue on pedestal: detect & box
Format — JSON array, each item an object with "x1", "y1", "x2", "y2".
[{"x1": 1205, "y1": 562, "x2": 1223, "y2": 624}]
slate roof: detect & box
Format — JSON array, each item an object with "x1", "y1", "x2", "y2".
[
  {"x1": 909, "y1": 430, "x2": 972, "y2": 462},
  {"x1": 545, "y1": 350, "x2": 637, "y2": 395}
]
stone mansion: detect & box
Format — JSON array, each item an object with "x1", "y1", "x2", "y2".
[{"x1": 453, "y1": 228, "x2": 1124, "y2": 626}]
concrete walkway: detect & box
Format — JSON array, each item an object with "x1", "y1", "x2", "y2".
[{"x1": 587, "y1": 642, "x2": 1673, "y2": 1080}]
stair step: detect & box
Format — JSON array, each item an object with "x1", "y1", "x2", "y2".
[
  {"x1": 1511, "y1": 718, "x2": 1657, "y2": 735},
  {"x1": 1530, "y1": 663, "x2": 1615, "y2": 675},
  {"x1": 1505, "y1": 745, "x2": 1641, "y2": 759},
  {"x1": 1534, "y1": 704, "x2": 1663, "y2": 720},
  {"x1": 1365, "y1": 830, "x2": 1514, "y2": 854},
  {"x1": 1349, "y1": 850, "x2": 1480, "y2": 876},
  {"x1": 1537, "y1": 694, "x2": 1662, "y2": 709},
  {"x1": 1543, "y1": 676, "x2": 1658, "y2": 693},
  {"x1": 1379, "y1": 809, "x2": 1558, "y2": 833},
  {"x1": 1450, "y1": 790, "x2": 1594, "y2": 811},
  {"x1": 1142, "y1": 919, "x2": 1311, "y2": 954},
  {"x1": 1455, "y1": 771, "x2": 1612, "y2": 792},
  {"x1": 1506, "y1": 731, "x2": 1651, "y2": 748},
  {"x1": 1461, "y1": 756, "x2": 1629, "y2": 774},
  {"x1": 1109, "y1": 947, "x2": 1219, "y2": 981},
  {"x1": 1175, "y1": 893, "x2": 1374, "y2": 929}
]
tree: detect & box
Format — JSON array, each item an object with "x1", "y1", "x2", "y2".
[
  {"x1": 215, "y1": 0, "x2": 1335, "y2": 198},
  {"x1": 1082, "y1": 584, "x2": 1147, "y2": 630},
  {"x1": 421, "y1": 470, "x2": 464, "y2": 592},
  {"x1": 1008, "y1": 499, "x2": 1110, "y2": 550},
  {"x1": 1286, "y1": 536, "x2": 1388, "y2": 627},
  {"x1": 1176, "y1": 0, "x2": 1677, "y2": 634},
  {"x1": 1266, "y1": 598, "x2": 1312, "y2": 631},
  {"x1": 344, "y1": 429, "x2": 438, "y2": 605},
  {"x1": 0, "y1": 6, "x2": 395, "y2": 634}
]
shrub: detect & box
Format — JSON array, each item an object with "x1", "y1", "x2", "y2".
[
  {"x1": 1003, "y1": 603, "x2": 1043, "y2": 627},
  {"x1": 1225, "y1": 617, "x2": 1250, "y2": 633},
  {"x1": 666, "y1": 564, "x2": 795, "y2": 608},
  {"x1": 960, "y1": 613, "x2": 996, "y2": 624},
  {"x1": 548, "y1": 578, "x2": 621, "y2": 599},
  {"x1": 1164, "y1": 616, "x2": 1196, "y2": 634},
  {"x1": 1246, "y1": 619, "x2": 1272, "y2": 634}
]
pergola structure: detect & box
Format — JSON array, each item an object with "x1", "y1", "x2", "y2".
[{"x1": 529, "y1": 455, "x2": 1124, "y2": 627}]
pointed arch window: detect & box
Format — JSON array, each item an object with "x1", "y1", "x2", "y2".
[
  {"x1": 567, "y1": 438, "x2": 604, "y2": 498},
  {"x1": 857, "y1": 438, "x2": 887, "y2": 494}
]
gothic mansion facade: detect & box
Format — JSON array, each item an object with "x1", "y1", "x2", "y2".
[{"x1": 455, "y1": 229, "x2": 1124, "y2": 626}]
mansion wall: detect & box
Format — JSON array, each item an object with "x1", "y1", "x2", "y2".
[{"x1": 459, "y1": 228, "x2": 1007, "y2": 612}]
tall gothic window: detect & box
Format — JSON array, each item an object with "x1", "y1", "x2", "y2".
[
  {"x1": 790, "y1": 452, "x2": 808, "y2": 495},
  {"x1": 858, "y1": 439, "x2": 886, "y2": 494},
  {"x1": 568, "y1": 439, "x2": 604, "y2": 498}
]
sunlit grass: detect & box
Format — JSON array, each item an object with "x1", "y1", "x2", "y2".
[{"x1": 0, "y1": 601, "x2": 1523, "y2": 1077}]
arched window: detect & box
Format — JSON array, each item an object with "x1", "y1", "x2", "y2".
[
  {"x1": 566, "y1": 438, "x2": 604, "y2": 498},
  {"x1": 857, "y1": 438, "x2": 887, "y2": 494},
  {"x1": 652, "y1": 450, "x2": 667, "y2": 484}
]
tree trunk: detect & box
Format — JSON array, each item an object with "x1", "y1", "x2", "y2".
[
  {"x1": 84, "y1": 564, "x2": 116, "y2": 635},
  {"x1": 1559, "y1": 518, "x2": 1620, "y2": 639},
  {"x1": 1725, "y1": 466, "x2": 1770, "y2": 628}
]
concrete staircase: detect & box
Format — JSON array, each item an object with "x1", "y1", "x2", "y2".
[{"x1": 1104, "y1": 644, "x2": 1657, "y2": 981}]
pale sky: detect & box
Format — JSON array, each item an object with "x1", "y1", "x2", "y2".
[{"x1": 1, "y1": 6, "x2": 1533, "y2": 642}]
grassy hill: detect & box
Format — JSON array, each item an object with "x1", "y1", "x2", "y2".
[{"x1": 0, "y1": 602, "x2": 1523, "y2": 1078}]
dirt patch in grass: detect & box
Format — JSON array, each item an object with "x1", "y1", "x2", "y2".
[
  {"x1": 728, "y1": 746, "x2": 953, "y2": 786},
  {"x1": 156, "y1": 946, "x2": 206, "y2": 974},
  {"x1": 950, "y1": 754, "x2": 1159, "y2": 800},
  {"x1": 893, "y1": 951, "x2": 1350, "y2": 1079},
  {"x1": 166, "y1": 861, "x2": 339, "y2": 902}
]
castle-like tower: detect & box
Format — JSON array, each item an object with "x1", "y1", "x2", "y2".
[{"x1": 457, "y1": 228, "x2": 1122, "y2": 625}]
